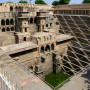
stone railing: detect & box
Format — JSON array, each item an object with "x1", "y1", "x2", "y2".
[{"x1": 0, "y1": 69, "x2": 16, "y2": 90}]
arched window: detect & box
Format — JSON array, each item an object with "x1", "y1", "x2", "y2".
[
  {"x1": 1, "y1": 19, "x2": 5, "y2": 25},
  {"x1": 45, "y1": 45, "x2": 50, "y2": 52},
  {"x1": 10, "y1": 19, "x2": 14, "y2": 25},
  {"x1": 11, "y1": 27, "x2": 14, "y2": 31},
  {"x1": 7, "y1": 27, "x2": 10, "y2": 31},
  {"x1": 34, "y1": 18, "x2": 37, "y2": 23},
  {"x1": 41, "y1": 57, "x2": 45, "y2": 63},
  {"x1": 10, "y1": 6, "x2": 13, "y2": 11},
  {"x1": 51, "y1": 44, "x2": 54, "y2": 50},
  {"x1": 6, "y1": 19, "x2": 9, "y2": 25},
  {"x1": 2, "y1": 28, "x2": 5, "y2": 32},
  {"x1": 46, "y1": 24, "x2": 48, "y2": 27},
  {"x1": 50, "y1": 23, "x2": 52, "y2": 26},
  {"x1": 41, "y1": 46, "x2": 44, "y2": 53},
  {"x1": 30, "y1": 18, "x2": 33, "y2": 23}
]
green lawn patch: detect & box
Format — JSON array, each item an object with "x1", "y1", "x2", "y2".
[{"x1": 45, "y1": 71, "x2": 70, "y2": 88}]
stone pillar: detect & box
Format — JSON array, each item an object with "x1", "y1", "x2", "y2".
[
  {"x1": 28, "y1": 18, "x2": 30, "y2": 25},
  {"x1": 71, "y1": 10, "x2": 73, "y2": 15},
  {"x1": 22, "y1": 28, "x2": 24, "y2": 33},
  {"x1": 33, "y1": 17, "x2": 34, "y2": 24},
  {"x1": 85, "y1": 10, "x2": 86, "y2": 15},
  {"x1": 63, "y1": 10, "x2": 64, "y2": 14},
  {"x1": 75, "y1": 10, "x2": 76, "y2": 15}
]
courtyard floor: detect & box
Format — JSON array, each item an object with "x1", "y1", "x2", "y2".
[{"x1": 45, "y1": 71, "x2": 70, "y2": 88}]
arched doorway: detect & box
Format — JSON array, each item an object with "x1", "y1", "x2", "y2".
[
  {"x1": 42, "y1": 26, "x2": 44, "y2": 29},
  {"x1": 10, "y1": 19, "x2": 14, "y2": 25},
  {"x1": 6, "y1": 19, "x2": 9, "y2": 25},
  {"x1": 51, "y1": 44, "x2": 54, "y2": 50},
  {"x1": 24, "y1": 37, "x2": 26, "y2": 41},
  {"x1": 46, "y1": 24, "x2": 48, "y2": 27},
  {"x1": 41, "y1": 46, "x2": 44, "y2": 53},
  {"x1": 10, "y1": 6, "x2": 13, "y2": 11},
  {"x1": 11, "y1": 27, "x2": 14, "y2": 31},
  {"x1": 45, "y1": 45, "x2": 50, "y2": 52},
  {"x1": 7, "y1": 27, "x2": 10, "y2": 31},
  {"x1": 1, "y1": 19, "x2": 5, "y2": 25},
  {"x1": 30, "y1": 18, "x2": 33, "y2": 24},
  {"x1": 2, "y1": 28, "x2": 5, "y2": 32}
]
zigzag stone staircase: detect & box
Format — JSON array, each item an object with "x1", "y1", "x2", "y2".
[{"x1": 56, "y1": 15, "x2": 90, "y2": 75}]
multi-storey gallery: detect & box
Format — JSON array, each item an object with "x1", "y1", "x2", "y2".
[{"x1": 0, "y1": 2, "x2": 90, "y2": 90}]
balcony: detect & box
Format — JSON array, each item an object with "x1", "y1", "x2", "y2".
[
  {"x1": 36, "y1": 12, "x2": 48, "y2": 17},
  {"x1": 18, "y1": 12, "x2": 28, "y2": 18}
]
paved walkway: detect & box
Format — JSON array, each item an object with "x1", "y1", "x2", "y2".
[{"x1": 59, "y1": 67, "x2": 90, "y2": 90}]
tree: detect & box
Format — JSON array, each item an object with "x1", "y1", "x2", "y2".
[
  {"x1": 35, "y1": 0, "x2": 47, "y2": 5},
  {"x1": 83, "y1": 0, "x2": 90, "y2": 3},
  {"x1": 52, "y1": 0, "x2": 60, "y2": 6},
  {"x1": 52, "y1": 0, "x2": 71, "y2": 6},
  {"x1": 59, "y1": 0, "x2": 71, "y2": 5},
  {"x1": 19, "y1": 0, "x2": 28, "y2": 3}
]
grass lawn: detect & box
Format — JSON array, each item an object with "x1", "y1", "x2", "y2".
[{"x1": 45, "y1": 71, "x2": 70, "y2": 88}]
